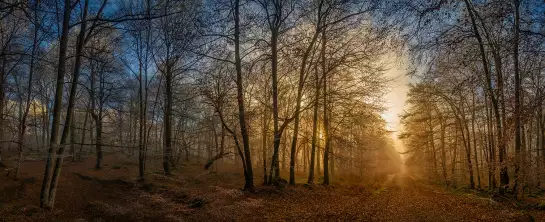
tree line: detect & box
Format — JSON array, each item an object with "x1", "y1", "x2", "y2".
[
  {"x1": 0, "y1": 0, "x2": 402, "y2": 209},
  {"x1": 399, "y1": 0, "x2": 545, "y2": 199}
]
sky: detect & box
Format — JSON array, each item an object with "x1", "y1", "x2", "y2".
[{"x1": 381, "y1": 53, "x2": 410, "y2": 155}]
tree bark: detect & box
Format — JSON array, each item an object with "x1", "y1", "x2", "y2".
[
  {"x1": 463, "y1": 0, "x2": 506, "y2": 189},
  {"x1": 269, "y1": 18, "x2": 282, "y2": 185},
  {"x1": 79, "y1": 107, "x2": 89, "y2": 161},
  {"x1": 163, "y1": 59, "x2": 173, "y2": 175},
  {"x1": 438, "y1": 109, "x2": 447, "y2": 186},
  {"x1": 512, "y1": 0, "x2": 522, "y2": 198},
  {"x1": 458, "y1": 97, "x2": 475, "y2": 189},
  {"x1": 95, "y1": 117, "x2": 103, "y2": 169},
  {"x1": 289, "y1": 9, "x2": 322, "y2": 185},
  {"x1": 471, "y1": 90, "x2": 481, "y2": 188},
  {"x1": 70, "y1": 109, "x2": 76, "y2": 162},
  {"x1": 308, "y1": 64, "x2": 321, "y2": 184},
  {"x1": 321, "y1": 28, "x2": 330, "y2": 185},
  {"x1": 50, "y1": 0, "x2": 92, "y2": 209},
  {"x1": 0, "y1": 50, "x2": 4, "y2": 167},
  {"x1": 485, "y1": 90, "x2": 496, "y2": 189},
  {"x1": 234, "y1": 0, "x2": 253, "y2": 190},
  {"x1": 452, "y1": 126, "x2": 458, "y2": 186},
  {"x1": 427, "y1": 108, "x2": 437, "y2": 178},
  {"x1": 40, "y1": 0, "x2": 72, "y2": 209},
  {"x1": 262, "y1": 105, "x2": 268, "y2": 185},
  {"x1": 15, "y1": 7, "x2": 39, "y2": 179},
  {"x1": 138, "y1": 0, "x2": 151, "y2": 181}
]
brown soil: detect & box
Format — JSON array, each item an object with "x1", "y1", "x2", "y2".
[{"x1": 1, "y1": 154, "x2": 544, "y2": 221}]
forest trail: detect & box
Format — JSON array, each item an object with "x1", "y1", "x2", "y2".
[
  {"x1": 360, "y1": 173, "x2": 533, "y2": 222},
  {"x1": 1, "y1": 155, "x2": 543, "y2": 221}
]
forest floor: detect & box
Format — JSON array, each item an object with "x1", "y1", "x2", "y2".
[{"x1": 1, "y1": 153, "x2": 545, "y2": 221}]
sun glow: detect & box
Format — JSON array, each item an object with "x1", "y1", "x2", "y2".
[{"x1": 381, "y1": 53, "x2": 410, "y2": 156}]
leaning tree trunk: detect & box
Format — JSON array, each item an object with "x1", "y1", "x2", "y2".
[
  {"x1": 466, "y1": 0, "x2": 509, "y2": 188},
  {"x1": 47, "y1": 0, "x2": 92, "y2": 209},
  {"x1": 289, "y1": 24, "x2": 321, "y2": 185},
  {"x1": 463, "y1": 0, "x2": 503, "y2": 190},
  {"x1": 40, "y1": 0, "x2": 72, "y2": 209}
]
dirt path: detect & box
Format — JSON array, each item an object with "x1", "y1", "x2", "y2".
[
  {"x1": 353, "y1": 174, "x2": 538, "y2": 222},
  {"x1": 232, "y1": 173, "x2": 540, "y2": 221}
]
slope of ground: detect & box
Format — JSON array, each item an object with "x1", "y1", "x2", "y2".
[{"x1": 1, "y1": 154, "x2": 544, "y2": 221}]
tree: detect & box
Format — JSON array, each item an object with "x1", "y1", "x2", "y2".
[
  {"x1": 40, "y1": 0, "x2": 74, "y2": 209},
  {"x1": 254, "y1": 0, "x2": 294, "y2": 185},
  {"x1": 233, "y1": 0, "x2": 254, "y2": 189},
  {"x1": 399, "y1": 0, "x2": 545, "y2": 193},
  {"x1": 14, "y1": 0, "x2": 43, "y2": 179}
]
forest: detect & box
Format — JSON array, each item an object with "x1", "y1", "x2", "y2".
[{"x1": 0, "y1": 0, "x2": 544, "y2": 221}]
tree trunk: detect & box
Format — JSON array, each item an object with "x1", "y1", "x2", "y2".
[
  {"x1": 308, "y1": 65, "x2": 321, "y2": 184},
  {"x1": 70, "y1": 109, "x2": 76, "y2": 162},
  {"x1": 90, "y1": 50, "x2": 100, "y2": 170},
  {"x1": 471, "y1": 90, "x2": 481, "y2": 188},
  {"x1": 95, "y1": 118, "x2": 103, "y2": 169},
  {"x1": 495, "y1": 52, "x2": 509, "y2": 188},
  {"x1": 163, "y1": 60, "x2": 173, "y2": 175},
  {"x1": 32, "y1": 101, "x2": 40, "y2": 149},
  {"x1": 427, "y1": 109, "x2": 437, "y2": 178},
  {"x1": 15, "y1": 10, "x2": 39, "y2": 179},
  {"x1": 40, "y1": 0, "x2": 72, "y2": 209},
  {"x1": 536, "y1": 88, "x2": 545, "y2": 186},
  {"x1": 485, "y1": 91, "x2": 496, "y2": 189},
  {"x1": 321, "y1": 28, "x2": 330, "y2": 185},
  {"x1": 317, "y1": 140, "x2": 321, "y2": 176},
  {"x1": 0, "y1": 53, "x2": 4, "y2": 167},
  {"x1": 282, "y1": 131, "x2": 287, "y2": 170},
  {"x1": 79, "y1": 108, "x2": 89, "y2": 161},
  {"x1": 457, "y1": 99, "x2": 475, "y2": 189},
  {"x1": 41, "y1": 97, "x2": 48, "y2": 150},
  {"x1": 452, "y1": 126, "x2": 458, "y2": 186},
  {"x1": 463, "y1": 0, "x2": 506, "y2": 189},
  {"x1": 438, "y1": 110, "x2": 447, "y2": 186},
  {"x1": 269, "y1": 24, "x2": 282, "y2": 185},
  {"x1": 290, "y1": 22, "x2": 321, "y2": 185},
  {"x1": 262, "y1": 106, "x2": 268, "y2": 185},
  {"x1": 118, "y1": 111, "x2": 123, "y2": 146},
  {"x1": 138, "y1": 58, "x2": 147, "y2": 179},
  {"x1": 234, "y1": 0, "x2": 253, "y2": 189},
  {"x1": 138, "y1": 0, "x2": 151, "y2": 181},
  {"x1": 512, "y1": 0, "x2": 522, "y2": 198}
]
